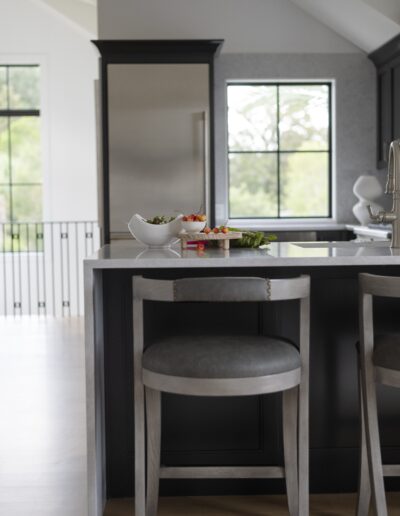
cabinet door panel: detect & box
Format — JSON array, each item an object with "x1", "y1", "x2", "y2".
[
  {"x1": 377, "y1": 70, "x2": 392, "y2": 167},
  {"x1": 393, "y1": 65, "x2": 400, "y2": 140}
]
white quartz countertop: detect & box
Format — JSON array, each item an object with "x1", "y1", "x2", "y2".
[{"x1": 84, "y1": 239, "x2": 400, "y2": 269}]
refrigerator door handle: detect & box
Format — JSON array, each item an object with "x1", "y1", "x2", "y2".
[{"x1": 202, "y1": 110, "x2": 210, "y2": 219}]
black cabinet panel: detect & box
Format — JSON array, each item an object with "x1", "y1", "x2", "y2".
[
  {"x1": 377, "y1": 70, "x2": 392, "y2": 167},
  {"x1": 393, "y1": 64, "x2": 400, "y2": 140},
  {"x1": 369, "y1": 34, "x2": 400, "y2": 168},
  {"x1": 162, "y1": 395, "x2": 261, "y2": 452},
  {"x1": 102, "y1": 266, "x2": 400, "y2": 498}
]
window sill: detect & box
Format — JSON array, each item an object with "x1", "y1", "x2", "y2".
[{"x1": 226, "y1": 219, "x2": 348, "y2": 232}]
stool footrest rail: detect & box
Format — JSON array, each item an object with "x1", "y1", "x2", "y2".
[{"x1": 159, "y1": 466, "x2": 285, "y2": 479}]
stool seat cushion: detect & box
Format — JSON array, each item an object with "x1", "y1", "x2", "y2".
[
  {"x1": 373, "y1": 334, "x2": 400, "y2": 371},
  {"x1": 142, "y1": 335, "x2": 301, "y2": 379}
]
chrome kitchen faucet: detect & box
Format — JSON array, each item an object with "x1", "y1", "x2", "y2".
[{"x1": 368, "y1": 139, "x2": 400, "y2": 248}]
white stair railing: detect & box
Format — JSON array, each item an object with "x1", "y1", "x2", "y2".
[{"x1": 0, "y1": 221, "x2": 100, "y2": 316}]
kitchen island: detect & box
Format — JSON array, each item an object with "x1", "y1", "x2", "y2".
[{"x1": 85, "y1": 240, "x2": 400, "y2": 516}]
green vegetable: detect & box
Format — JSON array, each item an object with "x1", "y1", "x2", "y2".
[
  {"x1": 146, "y1": 215, "x2": 175, "y2": 225},
  {"x1": 227, "y1": 227, "x2": 277, "y2": 248}
]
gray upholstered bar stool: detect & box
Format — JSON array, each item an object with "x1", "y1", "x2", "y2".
[
  {"x1": 357, "y1": 273, "x2": 400, "y2": 516},
  {"x1": 132, "y1": 275, "x2": 310, "y2": 516}
]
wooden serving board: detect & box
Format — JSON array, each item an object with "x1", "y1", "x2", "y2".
[{"x1": 179, "y1": 231, "x2": 242, "y2": 250}]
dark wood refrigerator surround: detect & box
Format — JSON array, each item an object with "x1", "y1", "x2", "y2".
[{"x1": 92, "y1": 39, "x2": 223, "y2": 244}]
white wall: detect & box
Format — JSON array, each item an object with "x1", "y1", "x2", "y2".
[
  {"x1": 98, "y1": 0, "x2": 359, "y2": 53},
  {"x1": 0, "y1": 0, "x2": 98, "y2": 221}
]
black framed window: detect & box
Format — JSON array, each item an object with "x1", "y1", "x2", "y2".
[
  {"x1": 0, "y1": 65, "x2": 42, "y2": 223},
  {"x1": 227, "y1": 82, "x2": 332, "y2": 219}
]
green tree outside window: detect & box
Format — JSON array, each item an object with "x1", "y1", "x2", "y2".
[{"x1": 0, "y1": 65, "x2": 42, "y2": 223}]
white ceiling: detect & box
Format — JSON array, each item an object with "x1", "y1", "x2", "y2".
[
  {"x1": 364, "y1": 0, "x2": 400, "y2": 25},
  {"x1": 33, "y1": 0, "x2": 97, "y2": 37},
  {"x1": 33, "y1": 0, "x2": 399, "y2": 53}
]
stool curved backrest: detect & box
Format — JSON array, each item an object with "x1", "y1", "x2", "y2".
[
  {"x1": 359, "y1": 272, "x2": 400, "y2": 388},
  {"x1": 133, "y1": 275, "x2": 310, "y2": 302},
  {"x1": 359, "y1": 272, "x2": 400, "y2": 298},
  {"x1": 357, "y1": 273, "x2": 400, "y2": 516}
]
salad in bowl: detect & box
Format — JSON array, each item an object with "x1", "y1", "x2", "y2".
[{"x1": 128, "y1": 214, "x2": 183, "y2": 248}]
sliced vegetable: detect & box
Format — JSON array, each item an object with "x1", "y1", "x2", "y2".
[
  {"x1": 146, "y1": 215, "x2": 175, "y2": 225},
  {"x1": 227, "y1": 227, "x2": 277, "y2": 248}
]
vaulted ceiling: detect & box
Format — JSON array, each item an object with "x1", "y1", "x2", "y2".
[
  {"x1": 290, "y1": 0, "x2": 400, "y2": 53},
  {"x1": 33, "y1": 0, "x2": 399, "y2": 53},
  {"x1": 33, "y1": 0, "x2": 97, "y2": 37}
]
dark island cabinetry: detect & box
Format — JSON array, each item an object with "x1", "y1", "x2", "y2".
[{"x1": 84, "y1": 243, "x2": 400, "y2": 514}]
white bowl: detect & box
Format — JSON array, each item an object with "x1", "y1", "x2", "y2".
[
  {"x1": 181, "y1": 220, "x2": 206, "y2": 233},
  {"x1": 128, "y1": 214, "x2": 183, "y2": 248}
]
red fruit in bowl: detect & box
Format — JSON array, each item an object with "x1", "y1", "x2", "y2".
[{"x1": 182, "y1": 216, "x2": 188, "y2": 221}]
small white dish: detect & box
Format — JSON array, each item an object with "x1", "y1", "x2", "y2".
[
  {"x1": 181, "y1": 220, "x2": 206, "y2": 233},
  {"x1": 128, "y1": 214, "x2": 183, "y2": 248}
]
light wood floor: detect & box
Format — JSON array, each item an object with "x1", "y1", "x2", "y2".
[
  {"x1": 0, "y1": 317, "x2": 86, "y2": 516},
  {"x1": 105, "y1": 493, "x2": 400, "y2": 515},
  {"x1": 0, "y1": 317, "x2": 399, "y2": 515}
]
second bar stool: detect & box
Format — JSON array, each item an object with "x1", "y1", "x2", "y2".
[
  {"x1": 132, "y1": 275, "x2": 310, "y2": 516},
  {"x1": 357, "y1": 273, "x2": 400, "y2": 516}
]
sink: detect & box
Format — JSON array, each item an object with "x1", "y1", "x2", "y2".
[{"x1": 294, "y1": 240, "x2": 389, "y2": 249}]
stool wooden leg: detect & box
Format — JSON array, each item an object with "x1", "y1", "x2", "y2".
[
  {"x1": 361, "y1": 359, "x2": 388, "y2": 516},
  {"x1": 146, "y1": 387, "x2": 161, "y2": 516},
  {"x1": 283, "y1": 386, "x2": 299, "y2": 516},
  {"x1": 298, "y1": 369, "x2": 309, "y2": 516},
  {"x1": 134, "y1": 382, "x2": 146, "y2": 516},
  {"x1": 357, "y1": 367, "x2": 371, "y2": 516}
]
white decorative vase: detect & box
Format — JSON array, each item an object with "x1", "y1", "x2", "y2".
[{"x1": 352, "y1": 175, "x2": 384, "y2": 226}]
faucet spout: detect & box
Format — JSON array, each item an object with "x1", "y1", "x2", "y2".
[{"x1": 371, "y1": 140, "x2": 400, "y2": 247}]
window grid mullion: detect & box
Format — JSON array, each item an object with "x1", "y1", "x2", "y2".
[
  {"x1": 7, "y1": 117, "x2": 13, "y2": 222},
  {"x1": 0, "y1": 110, "x2": 40, "y2": 117},
  {"x1": 0, "y1": 182, "x2": 42, "y2": 186},
  {"x1": 5, "y1": 66, "x2": 10, "y2": 111},
  {"x1": 276, "y1": 85, "x2": 281, "y2": 218},
  {"x1": 228, "y1": 149, "x2": 329, "y2": 154},
  {"x1": 5, "y1": 67, "x2": 12, "y2": 222}
]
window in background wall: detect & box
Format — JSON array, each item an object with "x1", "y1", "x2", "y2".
[
  {"x1": 227, "y1": 82, "x2": 331, "y2": 219},
  {"x1": 0, "y1": 65, "x2": 42, "y2": 223}
]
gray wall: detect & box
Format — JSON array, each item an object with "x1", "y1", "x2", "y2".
[{"x1": 214, "y1": 53, "x2": 382, "y2": 224}]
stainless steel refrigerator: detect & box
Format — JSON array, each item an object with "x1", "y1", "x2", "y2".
[{"x1": 107, "y1": 63, "x2": 210, "y2": 239}]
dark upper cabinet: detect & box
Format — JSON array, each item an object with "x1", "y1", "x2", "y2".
[
  {"x1": 393, "y1": 63, "x2": 400, "y2": 140},
  {"x1": 369, "y1": 34, "x2": 400, "y2": 169},
  {"x1": 377, "y1": 69, "x2": 392, "y2": 167}
]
